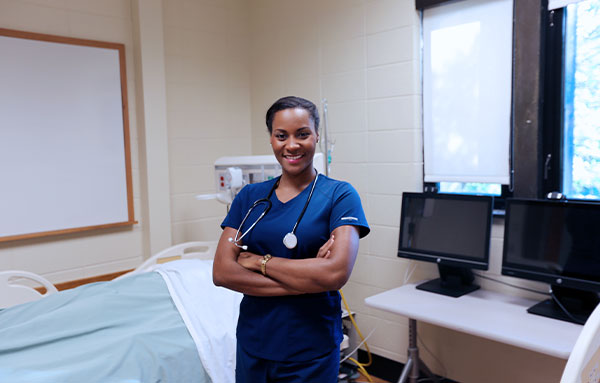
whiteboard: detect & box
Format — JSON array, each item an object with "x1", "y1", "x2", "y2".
[{"x1": 0, "y1": 28, "x2": 135, "y2": 242}]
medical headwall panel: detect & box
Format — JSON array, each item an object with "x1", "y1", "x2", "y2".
[
  {"x1": 0, "y1": 28, "x2": 135, "y2": 242},
  {"x1": 422, "y1": 0, "x2": 513, "y2": 184}
]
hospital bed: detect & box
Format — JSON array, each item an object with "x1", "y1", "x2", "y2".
[
  {"x1": 0, "y1": 270, "x2": 58, "y2": 309},
  {"x1": 561, "y1": 303, "x2": 600, "y2": 383},
  {"x1": 0, "y1": 241, "x2": 241, "y2": 383},
  {"x1": 115, "y1": 240, "x2": 218, "y2": 280}
]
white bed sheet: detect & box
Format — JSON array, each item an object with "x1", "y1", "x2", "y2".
[{"x1": 155, "y1": 259, "x2": 242, "y2": 383}]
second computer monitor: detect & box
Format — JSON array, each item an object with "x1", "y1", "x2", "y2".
[{"x1": 502, "y1": 198, "x2": 600, "y2": 324}]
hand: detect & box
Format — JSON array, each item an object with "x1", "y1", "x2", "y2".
[
  {"x1": 237, "y1": 252, "x2": 262, "y2": 272},
  {"x1": 316, "y1": 234, "x2": 335, "y2": 258}
]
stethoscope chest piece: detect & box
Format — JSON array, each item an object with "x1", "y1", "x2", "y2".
[{"x1": 283, "y1": 232, "x2": 297, "y2": 249}]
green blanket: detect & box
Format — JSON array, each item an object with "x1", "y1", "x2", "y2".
[{"x1": 0, "y1": 272, "x2": 210, "y2": 383}]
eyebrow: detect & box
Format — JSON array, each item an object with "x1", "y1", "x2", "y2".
[{"x1": 273, "y1": 127, "x2": 311, "y2": 133}]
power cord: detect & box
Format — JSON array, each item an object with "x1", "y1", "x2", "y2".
[
  {"x1": 416, "y1": 334, "x2": 447, "y2": 380},
  {"x1": 340, "y1": 289, "x2": 374, "y2": 382},
  {"x1": 472, "y1": 272, "x2": 550, "y2": 296},
  {"x1": 472, "y1": 273, "x2": 584, "y2": 324},
  {"x1": 404, "y1": 262, "x2": 418, "y2": 284},
  {"x1": 550, "y1": 289, "x2": 585, "y2": 325},
  {"x1": 340, "y1": 326, "x2": 376, "y2": 365}
]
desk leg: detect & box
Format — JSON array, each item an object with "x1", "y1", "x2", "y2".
[{"x1": 397, "y1": 319, "x2": 439, "y2": 383}]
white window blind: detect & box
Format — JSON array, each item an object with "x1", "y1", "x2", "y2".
[
  {"x1": 422, "y1": 0, "x2": 513, "y2": 184},
  {"x1": 548, "y1": 0, "x2": 586, "y2": 10}
]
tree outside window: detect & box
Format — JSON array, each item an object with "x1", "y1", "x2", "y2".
[{"x1": 563, "y1": 0, "x2": 600, "y2": 200}]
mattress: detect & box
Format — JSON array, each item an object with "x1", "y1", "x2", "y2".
[{"x1": 0, "y1": 263, "x2": 234, "y2": 383}]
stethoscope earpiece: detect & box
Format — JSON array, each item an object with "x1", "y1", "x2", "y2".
[{"x1": 229, "y1": 236, "x2": 248, "y2": 250}]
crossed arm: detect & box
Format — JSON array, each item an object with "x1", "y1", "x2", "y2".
[{"x1": 212, "y1": 225, "x2": 360, "y2": 296}]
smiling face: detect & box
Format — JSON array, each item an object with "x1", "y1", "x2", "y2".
[{"x1": 270, "y1": 107, "x2": 319, "y2": 179}]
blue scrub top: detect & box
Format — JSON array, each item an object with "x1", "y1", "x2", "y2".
[{"x1": 221, "y1": 175, "x2": 369, "y2": 362}]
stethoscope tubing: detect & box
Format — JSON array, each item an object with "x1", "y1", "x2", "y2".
[
  {"x1": 234, "y1": 198, "x2": 271, "y2": 245},
  {"x1": 289, "y1": 172, "x2": 319, "y2": 235},
  {"x1": 230, "y1": 171, "x2": 319, "y2": 250}
]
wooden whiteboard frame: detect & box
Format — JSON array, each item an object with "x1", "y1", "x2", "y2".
[{"x1": 0, "y1": 28, "x2": 136, "y2": 242}]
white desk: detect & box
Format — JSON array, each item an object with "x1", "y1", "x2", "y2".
[{"x1": 365, "y1": 284, "x2": 583, "y2": 359}]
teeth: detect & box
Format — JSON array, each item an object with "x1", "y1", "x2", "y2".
[{"x1": 285, "y1": 154, "x2": 302, "y2": 160}]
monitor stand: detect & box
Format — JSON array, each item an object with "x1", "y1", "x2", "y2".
[
  {"x1": 527, "y1": 285, "x2": 599, "y2": 325},
  {"x1": 416, "y1": 264, "x2": 480, "y2": 298}
]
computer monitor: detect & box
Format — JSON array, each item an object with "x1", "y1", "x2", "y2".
[
  {"x1": 398, "y1": 192, "x2": 493, "y2": 297},
  {"x1": 502, "y1": 198, "x2": 600, "y2": 324}
]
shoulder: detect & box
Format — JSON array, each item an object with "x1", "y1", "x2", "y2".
[
  {"x1": 317, "y1": 174, "x2": 370, "y2": 238},
  {"x1": 316, "y1": 175, "x2": 360, "y2": 200}
]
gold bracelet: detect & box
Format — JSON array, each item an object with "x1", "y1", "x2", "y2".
[{"x1": 260, "y1": 254, "x2": 272, "y2": 276}]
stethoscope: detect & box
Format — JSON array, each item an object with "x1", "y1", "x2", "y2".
[{"x1": 229, "y1": 172, "x2": 319, "y2": 250}]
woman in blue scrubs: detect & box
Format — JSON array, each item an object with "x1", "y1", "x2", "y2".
[{"x1": 213, "y1": 96, "x2": 369, "y2": 383}]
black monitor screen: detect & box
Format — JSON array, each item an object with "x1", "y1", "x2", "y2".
[
  {"x1": 502, "y1": 199, "x2": 600, "y2": 288},
  {"x1": 398, "y1": 193, "x2": 492, "y2": 269}
]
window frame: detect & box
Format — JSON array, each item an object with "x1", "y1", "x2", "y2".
[
  {"x1": 542, "y1": 2, "x2": 600, "y2": 201},
  {"x1": 541, "y1": 7, "x2": 566, "y2": 197}
]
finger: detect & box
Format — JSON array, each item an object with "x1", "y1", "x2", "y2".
[
  {"x1": 317, "y1": 238, "x2": 335, "y2": 258},
  {"x1": 323, "y1": 235, "x2": 335, "y2": 250},
  {"x1": 317, "y1": 243, "x2": 329, "y2": 257},
  {"x1": 321, "y1": 235, "x2": 334, "y2": 248}
]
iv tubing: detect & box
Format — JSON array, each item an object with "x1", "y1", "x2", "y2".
[{"x1": 322, "y1": 98, "x2": 330, "y2": 177}]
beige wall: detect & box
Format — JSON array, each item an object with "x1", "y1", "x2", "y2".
[
  {"x1": 0, "y1": 0, "x2": 145, "y2": 283},
  {"x1": 249, "y1": 1, "x2": 565, "y2": 382},
  {"x1": 163, "y1": 0, "x2": 252, "y2": 244},
  {"x1": 0, "y1": 0, "x2": 252, "y2": 281},
  {"x1": 248, "y1": 0, "x2": 423, "y2": 362},
  {"x1": 0, "y1": 0, "x2": 569, "y2": 381}
]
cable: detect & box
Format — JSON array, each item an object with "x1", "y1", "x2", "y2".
[
  {"x1": 349, "y1": 357, "x2": 373, "y2": 382},
  {"x1": 472, "y1": 272, "x2": 550, "y2": 296},
  {"x1": 550, "y1": 289, "x2": 584, "y2": 324},
  {"x1": 340, "y1": 327, "x2": 376, "y2": 364},
  {"x1": 416, "y1": 334, "x2": 447, "y2": 379},
  {"x1": 404, "y1": 262, "x2": 418, "y2": 284},
  {"x1": 339, "y1": 289, "x2": 373, "y2": 382}
]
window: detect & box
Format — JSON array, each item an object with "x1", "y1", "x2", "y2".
[
  {"x1": 419, "y1": 0, "x2": 599, "y2": 202},
  {"x1": 419, "y1": 0, "x2": 513, "y2": 198},
  {"x1": 562, "y1": 0, "x2": 600, "y2": 199},
  {"x1": 544, "y1": 0, "x2": 600, "y2": 201}
]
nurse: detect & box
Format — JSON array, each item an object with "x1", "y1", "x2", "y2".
[{"x1": 213, "y1": 96, "x2": 369, "y2": 383}]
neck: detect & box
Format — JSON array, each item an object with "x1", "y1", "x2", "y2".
[{"x1": 280, "y1": 167, "x2": 316, "y2": 191}]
